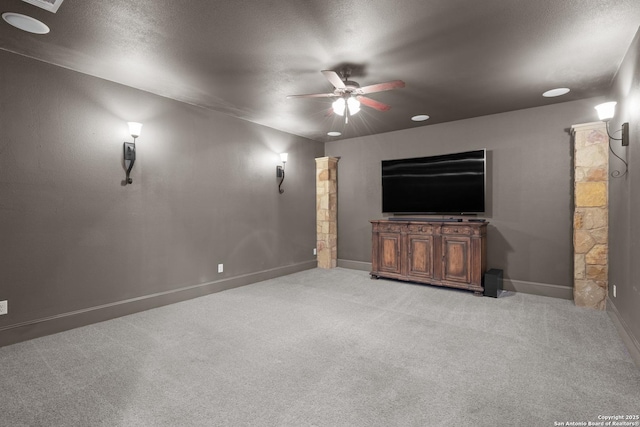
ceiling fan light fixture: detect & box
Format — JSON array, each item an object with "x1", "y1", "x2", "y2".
[
  {"x1": 332, "y1": 98, "x2": 346, "y2": 116},
  {"x1": 332, "y1": 97, "x2": 361, "y2": 116},
  {"x1": 347, "y1": 97, "x2": 361, "y2": 115},
  {"x1": 288, "y1": 70, "x2": 402, "y2": 126}
]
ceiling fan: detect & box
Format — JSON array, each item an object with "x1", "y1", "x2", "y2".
[{"x1": 287, "y1": 69, "x2": 405, "y2": 124}]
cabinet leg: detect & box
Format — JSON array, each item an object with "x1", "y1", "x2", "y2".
[
  {"x1": 370, "y1": 274, "x2": 379, "y2": 280},
  {"x1": 473, "y1": 290, "x2": 483, "y2": 297}
]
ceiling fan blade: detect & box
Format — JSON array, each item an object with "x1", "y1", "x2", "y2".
[
  {"x1": 359, "y1": 80, "x2": 405, "y2": 94},
  {"x1": 321, "y1": 70, "x2": 346, "y2": 89},
  {"x1": 286, "y1": 93, "x2": 335, "y2": 99},
  {"x1": 357, "y1": 96, "x2": 391, "y2": 111}
]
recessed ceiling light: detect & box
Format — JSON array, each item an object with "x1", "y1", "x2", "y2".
[
  {"x1": 542, "y1": 88, "x2": 570, "y2": 98},
  {"x1": 2, "y1": 12, "x2": 50, "y2": 34},
  {"x1": 411, "y1": 115, "x2": 430, "y2": 122},
  {"x1": 327, "y1": 131, "x2": 341, "y2": 137}
]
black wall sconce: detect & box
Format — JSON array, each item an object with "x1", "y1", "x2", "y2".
[
  {"x1": 276, "y1": 152, "x2": 288, "y2": 194},
  {"x1": 123, "y1": 122, "x2": 142, "y2": 185},
  {"x1": 594, "y1": 102, "x2": 629, "y2": 177}
]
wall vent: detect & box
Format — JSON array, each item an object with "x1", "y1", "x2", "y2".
[{"x1": 21, "y1": 0, "x2": 64, "y2": 13}]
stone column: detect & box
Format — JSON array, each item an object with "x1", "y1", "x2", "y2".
[
  {"x1": 571, "y1": 122, "x2": 609, "y2": 310},
  {"x1": 315, "y1": 157, "x2": 339, "y2": 269}
]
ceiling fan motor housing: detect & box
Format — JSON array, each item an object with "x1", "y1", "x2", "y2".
[{"x1": 336, "y1": 81, "x2": 362, "y2": 97}]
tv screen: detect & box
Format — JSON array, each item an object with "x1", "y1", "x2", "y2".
[{"x1": 382, "y1": 149, "x2": 486, "y2": 214}]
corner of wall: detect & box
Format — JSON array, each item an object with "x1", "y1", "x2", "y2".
[{"x1": 607, "y1": 297, "x2": 640, "y2": 370}]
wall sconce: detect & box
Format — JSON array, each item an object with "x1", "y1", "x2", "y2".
[
  {"x1": 276, "y1": 152, "x2": 288, "y2": 194},
  {"x1": 123, "y1": 122, "x2": 142, "y2": 185},
  {"x1": 595, "y1": 102, "x2": 629, "y2": 146},
  {"x1": 594, "y1": 102, "x2": 628, "y2": 177}
]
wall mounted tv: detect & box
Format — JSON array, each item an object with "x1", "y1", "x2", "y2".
[{"x1": 381, "y1": 149, "x2": 486, "y2": 214}]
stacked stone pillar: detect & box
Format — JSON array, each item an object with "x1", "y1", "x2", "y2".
[
  {"x1": 571, "y1": 122, "x2": 609, "y2": 310},
  {"x1": 315, "y1": 157, "x2": 339, "y2": 269}
]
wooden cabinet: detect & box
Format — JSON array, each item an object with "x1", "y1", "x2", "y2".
[{"x1": 371, "y1": 219, "x2": 487, "y2": 295}]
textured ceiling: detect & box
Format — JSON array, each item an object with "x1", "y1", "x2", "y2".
[{"x1": 2, "y1": 0, "x2": 640, "y2": 142}]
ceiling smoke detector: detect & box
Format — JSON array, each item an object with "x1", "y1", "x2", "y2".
[{"x1": 21, "y1": 0, "x2": 64, "y2": 13}]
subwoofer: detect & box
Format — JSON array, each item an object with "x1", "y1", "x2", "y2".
[{"x1": 484, "y1": 269, "x2": 503, "y2": 298}]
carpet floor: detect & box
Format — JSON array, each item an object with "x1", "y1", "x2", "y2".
[{"x1": 1, "y1": 267, "x2": 639, "y2": 426}]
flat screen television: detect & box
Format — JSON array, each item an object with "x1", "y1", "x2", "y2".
[{"x1": 381, "y1": 149, "x2": 486, "y2": 214}]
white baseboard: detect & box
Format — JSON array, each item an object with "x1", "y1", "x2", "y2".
[
  {"x1": 607, "y1": 298, "x2": 640, "y2": 370},
  {"x1": 0, "y1": 260, "x2": 317, "y2": 348}
]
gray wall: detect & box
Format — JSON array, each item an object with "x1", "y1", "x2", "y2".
[
  {"x1": 608, "y1": 28, "x2": 640, "y2": 355},
  {"x1": 0, "y1": 50, "x2": 323, "y2": 346},
  {"x1": 325, "y1": 98, "x2": 602, "y2": 295}
]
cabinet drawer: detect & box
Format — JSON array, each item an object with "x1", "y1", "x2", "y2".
[
  {"x1": 441, "y1": 226, "x2": 472, "y2": 235},
  {"x1": 373, "y1": 223, "x2": 402, "y2": 233},
  {"x1": 407, "y1": 224, "x2": 433, "y2": 233}
]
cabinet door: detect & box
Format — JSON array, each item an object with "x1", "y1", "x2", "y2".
[
  {"x1": 442, "y1": 236, "x2": 471, "y2": 283},
  {"x1": 378, "y1": 233, "x2": 401, "y2": 274},
  {"x1": 407, "y1": 234, "x2": 434, "y2": 279}
]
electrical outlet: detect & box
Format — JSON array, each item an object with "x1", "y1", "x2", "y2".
[
  {"x1": 218, "y1": 263, "x2": 223, "y2": 273},
  {"x1": 0, "y1": 300, "x2": 7, "y2": 315},
  {"x1": 313, "y1": 248, "x2": 317, "y2": 255},
  {"x1": 613, "y1": 284, "x2": 617, "y2": 298}
]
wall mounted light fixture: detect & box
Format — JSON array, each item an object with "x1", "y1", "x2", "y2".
[
  {"x1": 594, "y1": 102, "x2": 628, "y2": 177},
  {"x1": 276, "y1": 152, "x2": 288, "y2": 194},
  {"x1": 123, "y1": 122, "x2": 142, "y2": 185},
  {"x1": 595, "y1": 102, "x2": 629, "y2": 146}
]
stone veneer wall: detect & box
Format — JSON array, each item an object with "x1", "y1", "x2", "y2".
[
  {"x1": 571, "y1": 122, "x2": 609, "y2": 310},
  {"x1": 316, "y1": 157, "x2": 339, "y2": 269}
]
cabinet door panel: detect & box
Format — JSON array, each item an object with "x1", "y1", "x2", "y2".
[
  {"x1": 379, "y1": 233, "x2": 401, "y2": 274},
  {"x1": 408, "y1": 235, "x2": 433, "y2": 279},
  {"x1": 442, "y1": 236, "x2": 471, "y2": 283}
]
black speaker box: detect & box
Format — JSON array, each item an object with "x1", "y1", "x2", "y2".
[{"x1": 484, "y1": 269, "x2": 503, "y2": 298}]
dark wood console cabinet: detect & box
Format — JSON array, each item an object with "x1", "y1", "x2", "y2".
[{"x1": 370, "y1": 219, "x2": 488, "y2": 295}]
